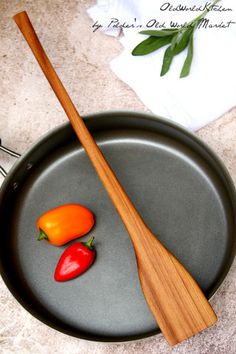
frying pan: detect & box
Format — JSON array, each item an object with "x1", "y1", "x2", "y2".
[{"x1": 0, "y1": 111, "x2": 236, "y2": 342}]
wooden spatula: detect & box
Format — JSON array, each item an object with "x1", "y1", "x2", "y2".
[{"x1": 13, "y1": 11, "x2": 217, "y2": 346}]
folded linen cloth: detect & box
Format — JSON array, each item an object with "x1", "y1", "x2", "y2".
[{"x1": 87, "y1": 0, "x2": 236, "y2": 130}]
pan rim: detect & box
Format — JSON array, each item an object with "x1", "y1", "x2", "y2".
[{"x1": 0, "y1": 110, "x2": 236, "y2": 343}]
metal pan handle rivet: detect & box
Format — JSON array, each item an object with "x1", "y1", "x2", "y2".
[
  {"x1": 26, "y1": 162, "x2": 33, "y2": 170},
  {"x1": 13, "y1": 182, "x2": 19, "y2": 190}
]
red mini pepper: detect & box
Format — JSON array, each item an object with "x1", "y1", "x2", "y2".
[{"x1": 54, "y1": 237, "x2": 96, "y2": 282}]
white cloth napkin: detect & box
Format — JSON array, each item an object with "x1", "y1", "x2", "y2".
[{"x1": 88, "y1": 0, "x2": 236, "y2": 130}]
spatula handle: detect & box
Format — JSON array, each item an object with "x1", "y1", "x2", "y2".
[{"x1": 13, "y1": 11, "x2": 149, "y2": 244}]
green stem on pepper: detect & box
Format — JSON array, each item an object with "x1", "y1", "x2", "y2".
[
  {"x1": 38, "y1": 228, "x2": 49, "y2": 241},
  {"x1": 84, "y1": 237, "x2": 95, "y2": 250}
]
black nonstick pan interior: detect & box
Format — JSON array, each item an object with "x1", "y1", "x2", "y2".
[{"x1": 0, "y1": 111, "x2": 235, "y2": 342}]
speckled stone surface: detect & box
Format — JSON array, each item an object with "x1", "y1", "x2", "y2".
[{"x1": 0, "y1": 1, "x2": 236, "y2": 353}]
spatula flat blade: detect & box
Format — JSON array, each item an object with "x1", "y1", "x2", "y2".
[{"x1": 135, "y1": 232, "x2": 217, "y2": 345}]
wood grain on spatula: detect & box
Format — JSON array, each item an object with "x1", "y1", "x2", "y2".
[{"x1": 13, "y1": 11, "x2": 217, "y2": 345}]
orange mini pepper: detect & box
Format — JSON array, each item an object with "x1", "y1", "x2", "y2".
[{"x1": 36, "y1": 204, "x2": 95, "y2": 246}]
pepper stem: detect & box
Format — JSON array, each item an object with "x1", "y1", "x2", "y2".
[
  {"x1": 38, "y1": 228, "x2": 49, "y2": 241},
  {"x1": 84, "y1": 236, "x2": 95, "y2": 250}
]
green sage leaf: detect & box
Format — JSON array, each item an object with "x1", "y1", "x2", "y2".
[
  {"x1": 172, "y1": 28, "x2": 193, "y2": 54},
  {"x1": 139, "y1": 29, "x2": 178, "y2": 37},
  {"x1": 160, "y1": 28, "x2": 194, "y2": 76},
  {"x1": 160, "y1": 46, "x2": 174, "y2": 76},
  {"x1": 170, "y1": 32, "x2": 181, "y2": 51},
  {"x1": 180, "y1": 32, "x2": 194, "y2": 78},
  {"x1": 132, "y1": 35, "x2": 173, "y2": 56}
]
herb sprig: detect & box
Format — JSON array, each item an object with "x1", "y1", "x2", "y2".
[{"x1": 132, "y1": 0, "x2": 221, "y2": 78}]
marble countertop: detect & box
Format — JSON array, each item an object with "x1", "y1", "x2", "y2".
[{"x1": 0, "y1": 1, "x2": 235, "y2": 353}]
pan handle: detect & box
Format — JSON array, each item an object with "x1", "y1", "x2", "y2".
[{"x1": 0, "y1": 139, "x2": 21, "y2": 177}]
